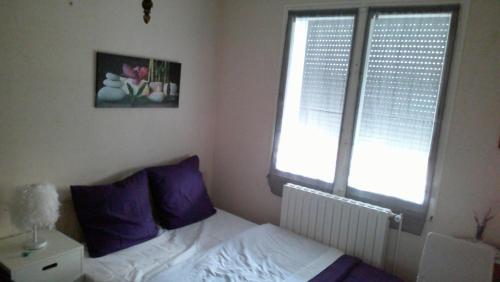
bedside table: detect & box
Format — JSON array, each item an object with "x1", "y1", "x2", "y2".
[{"x1": 0, "y1": 230, "x2": 83, "y2": 282}]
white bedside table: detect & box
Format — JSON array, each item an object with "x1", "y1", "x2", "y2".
[{"x1": 0, "y1": 230, "x2": 83, "y2": 282}]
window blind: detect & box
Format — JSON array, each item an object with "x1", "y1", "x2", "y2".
[
  {"x1": 299, "y1": 17, "x2": 355, "y2": 131},
  {"x1": 275, "y1": 14, "x2": 355, "y2": 184},
  {"x1": 348, "y1": 12, "x2": 453, "y2": 204}
]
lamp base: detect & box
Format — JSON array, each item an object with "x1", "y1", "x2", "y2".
[{"x1": 24, "y1": 237, "x2": 47, "y2": 250}]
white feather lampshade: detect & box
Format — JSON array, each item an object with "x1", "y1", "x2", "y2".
[{"x1": 10, "y1": 183, "x2": 60, "y2": 250}]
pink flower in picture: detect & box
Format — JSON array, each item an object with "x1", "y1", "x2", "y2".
[{"x1": 122, "y1": 64, "x2": 148, "y2": 85}]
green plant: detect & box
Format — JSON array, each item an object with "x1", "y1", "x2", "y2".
[
  {"x1": 148, "y1": 60, "x2": 170, "y2": 84},
  {"x1": 126, "y1": 82, "x2": 147, "y2": 106}
]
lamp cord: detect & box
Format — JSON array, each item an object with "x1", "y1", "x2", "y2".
[{"x1": 32, "y1": 224, "x2": 38, "y2": 243}]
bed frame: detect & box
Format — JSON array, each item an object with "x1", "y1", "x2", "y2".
[{"x1": 280, "y1": 183, "x2": 402, "y2": 269}]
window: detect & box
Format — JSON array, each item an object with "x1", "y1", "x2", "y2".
[{"x1": 269, "y1": 6, "x2": 458, "y2": 234}]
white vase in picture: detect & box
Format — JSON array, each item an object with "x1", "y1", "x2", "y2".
[
  {"x1": 163, "y1": 82, "x2": 178, "y2": 95},
  {"x1": 148, "y1": 92, "x2": 165, "y2": 103},
  {"x1": 170, "y1": 83, "x2": 178, "y2": 94},
  {"x1": 163, "y1": 83, "x2": 169, "y2": 95},
  {"x1": 149, "y1": 82, "x2": 163, "y2": 92}
]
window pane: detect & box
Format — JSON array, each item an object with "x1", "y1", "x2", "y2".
[
  {"x1": 348, "y1": 12, "x2": 453, "y2": 204},
  {"x1": 276, "y1": 14, "x2": 355, "y2": 183}
]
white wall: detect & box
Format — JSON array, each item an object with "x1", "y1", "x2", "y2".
[
  {"x1": 212, "y1": 0, "x2": 500, "y2": 281},
  {"x1": 0, "y1": 0, "x2": 219, "y2": 238}
]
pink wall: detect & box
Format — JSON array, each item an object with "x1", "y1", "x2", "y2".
[
  {"x1": 212, "y1": 0, "x2": 284, "y2": 225},
  {"x1": 211, "y1": 0, "x2": 500, "y2": 281}
]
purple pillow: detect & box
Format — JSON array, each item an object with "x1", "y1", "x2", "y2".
[
  {"x1": 178, "y1": 155, "x2": 199, "y2": 170},
  {"x1": 71, "y1": 170, "x2": 158, "y2": 258},
  {"x1": 147, "y1": 156, "x2": 216, "y2": 229}
]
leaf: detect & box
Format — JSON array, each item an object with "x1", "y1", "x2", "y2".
[
  {"x1": 131, "y1": 93, "x2": 136, "y2": 106},
  {"x1": 137, "y1": 83, "x2": 147, "y2": 97},
  {"x1": 126, "y1": 83, "x2": 134, "y2": 96}
]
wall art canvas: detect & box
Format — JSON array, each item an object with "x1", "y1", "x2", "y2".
[{"x1": 95, "y1": 52, "x2": 181, "y2": 108}]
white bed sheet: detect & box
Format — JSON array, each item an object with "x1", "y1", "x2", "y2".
[
  {"x1": 84, "y1": 209, "x2": 256, "y2": 282},
  {"x1": 150, "y1": 223, "x2": 344, "y2": 282}
]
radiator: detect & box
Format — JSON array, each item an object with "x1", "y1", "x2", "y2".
[{"x1": 280, "y1": 183, "x2": 395, "y2": 268}]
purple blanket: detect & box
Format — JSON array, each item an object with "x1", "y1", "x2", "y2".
[{"x1": 309, "y1": 255, "x2": 402, "y2": 282}]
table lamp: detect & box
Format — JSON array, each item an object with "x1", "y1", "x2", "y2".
[{"x1": 10, "y1": 183, "x2": 60, "y2": 250}]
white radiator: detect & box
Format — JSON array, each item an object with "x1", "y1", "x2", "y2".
[{"x1": 280, "y1": 183, "x2": 396, "y2": 268}]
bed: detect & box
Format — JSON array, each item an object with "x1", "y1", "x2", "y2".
[
  {"x1": 84, "y1": 209, "x2": 256, "y2": 282},
  {"x1": 83, "y1": 209, "x2": 401, "y2": 282},
  {"x1": 77, "y1": 158, "x2": 401, "y2": 282}
]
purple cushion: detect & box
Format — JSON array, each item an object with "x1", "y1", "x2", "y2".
[
  {"x1": 309, "y1": 255, "x2": 361, "y2": 281},
  {"x1": 147, "y1": 156, "x2": 216, "y2": 229},
  {"x1": 178, "y1": 155, "x2": 199, "y2": 170},
  {"x1": 71, "y1": 170, "x2": 158, "y2": 258},
  {"x1": 344, "y1": 262, "x2": 403, "y2": 282},
  {"x1": 309, "y1": 255, "x2": 403, "y2": 282}
]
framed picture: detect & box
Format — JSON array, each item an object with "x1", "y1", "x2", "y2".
[{"x1": 95, "y1": 52, "x2": 181, "y2": 108}]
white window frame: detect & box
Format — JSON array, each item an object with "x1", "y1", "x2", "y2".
[{"x1": 268, "y1": 0, "x2": 470, "y2": 234}]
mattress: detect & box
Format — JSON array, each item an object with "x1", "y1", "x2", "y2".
[
  {"x1": 149, "y1": 223, "x2": 344, "y2": 282},
  {"x1": 147, "y1": 224, "x2": 401, "y2": 282},
  {"x1": 83, "y1": 209, "x2": 256, "y2": 282}
]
